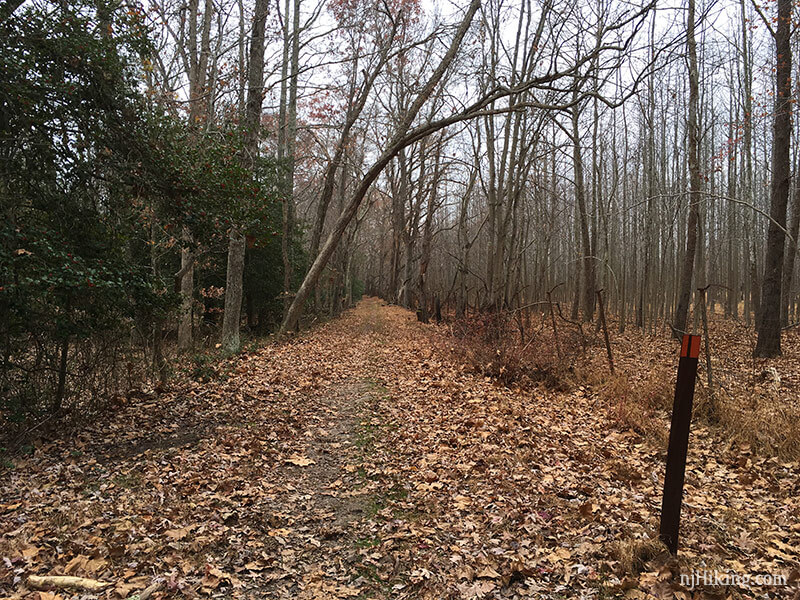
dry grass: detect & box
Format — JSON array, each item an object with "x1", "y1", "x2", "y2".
[
  {"x1": 599, "y1": 373, "x2": 669, "y2": 449},
  {"x1": 714, "y1": 396, "x2": 800, "y2": 458},
  {"x1": 612, "y1": 536, "x2": 670, "y2": 576},
  {"x1": 605, "y1": 313, "x2": 800, "y2": 460},
  {"x1": 442, "y1": 307, "x2": 800, "y2": 460}
]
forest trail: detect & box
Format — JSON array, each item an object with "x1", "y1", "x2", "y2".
[{"x1": 2, "y1": 298, "x2": 799, "y2": 600}]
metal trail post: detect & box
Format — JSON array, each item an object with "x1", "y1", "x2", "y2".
[{"x1": 659, "y1": 334, "x2": 701, "y2": 554}]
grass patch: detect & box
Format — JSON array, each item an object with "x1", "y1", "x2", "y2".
[
  {"x1": 611, "y1": 536, "x2": 669, "y2": 576},
  {"x1": 363, "y1": 377, "x2": 390, "y2": 398},
  {"x1": 354, "y1": 422, "x2": 378, "y2": 450},
  {"x1": 598, "y1": 373, "x2": 670, "y2": 450},
  {"x1": 386, "y1": 484, "x2": 408, "y2": 501},
  {"x1": 354, "y1": 534, "x2": 382, "y2": 549},
  {"x1": 112, "y1": 470, "x2": 143, "y2": 490}
]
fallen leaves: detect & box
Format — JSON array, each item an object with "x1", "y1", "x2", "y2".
[
  {"x1": 199, "y1": 565, "x2": 240, "y2": 594},
  {"x1": 284, "y1": 455, "x2": 316, "y2": 467},
  {"x1": 476, "y1": 565, "x2": 501, "y2": 579},
  {"x1": 1, "y1": 298, "x2": 798, "y2": 599},
  {"x1": 63, "y1": 555, "x2": 106, "y2": 576},
  {"x1": 163, "y1": 527, "x2": 193, "y2": 541},
  {"x1": 112, "y1": 575, "x2": 150, "y2": 597}
]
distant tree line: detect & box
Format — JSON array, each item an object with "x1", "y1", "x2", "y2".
[{"x1": 4, "y1": 0, "x2": 800, "y2": 432}]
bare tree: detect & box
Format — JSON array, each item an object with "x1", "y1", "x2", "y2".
[
  {"x1": 673, "y1": 0, "x2": 701, "y2": 337},
  {"x1": 755, "y1": 0, "x2": 792, "y2": 357},
  {"x1": 279, "y1": 0, "x2": 481, "y2": 333},
  {"x1": 221, "y1": 0, "x2": 269, "y2": 352}
]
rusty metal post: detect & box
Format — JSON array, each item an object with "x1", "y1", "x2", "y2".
[{"x1": 660, "y1": 334, "x2": 700, "y2": 554}]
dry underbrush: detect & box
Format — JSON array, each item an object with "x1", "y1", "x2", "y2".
[
  {"x1": 611, "y1": 536, "x2": 671, "y2": 577},
  {"x1": 445, "y1": 310, "x2": 584, "y2": 390},
  {"x1": 606, "y1": 314, "x2": 800, "y2": 460},
  {"x1": 598, "y1": 372, "x2": 671, "y2": 449},
  {"x1": 442, "y1": 308, "x2": 800, "y2": 460}
]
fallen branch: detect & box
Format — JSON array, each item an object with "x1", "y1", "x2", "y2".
[
  {"x1": 28, "y1": 575, "x2": 111, "y2": 592},
  {"x1": 553, "y1": 302, "x2": 588, "y2": 352},
  {"x1": 128, "y1": 579, "x2": 164, "y2": 600}
]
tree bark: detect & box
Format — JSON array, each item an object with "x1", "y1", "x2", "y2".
[
  {"x1": 673, "y1": 0, "x2": 701, "y2": 337},
  {"x1": 740, "y1": 0, "x2": 754, "y2": 326},
  {"x1": 755, "y1": 0, "x2": 792, "y2": 357},
  {"x1": 281, "y1": 0, "x2": 300, "y2": 317},
  {"x1": 178, "y1": 0, "x2": 212, "y2": 350},
  {"x1": 417, "y1": 142, "x2": 442, "y2": 321},
  {"x1": 177, "y1": 239, "x2": 193, "y2": 350},
  {"x1": 222, "y1": 229, "x2": 246, "y2": 351},
  {"x1": 572, "y1": 89, "x2": 595, "y2": 322},
  {"x1": 782, "y1": 181, "x2": 800, "y2": 325},
  {"x1": 55, "y1": 330, "x2": 69, "y2": 413},
  {"x1": 221, "y1": 0, "x2": 268, "y2": 351}
]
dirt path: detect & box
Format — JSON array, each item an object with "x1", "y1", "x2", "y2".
[
  {"x1": 0, "y1": 298, "x2": 411, "y2": 600},
  {"x1": 1, "y1": 298, "x2": 799, "y2": 600},
  {"x1": 251, "y1": 380, "x2": 383, "y2": 599}
]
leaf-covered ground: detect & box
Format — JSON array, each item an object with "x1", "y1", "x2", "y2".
[
  {"x1": 601, "y1": 313, "x2": 800, "y2": 460},
  {"x1": 1, "y1": 298, "x2": 798, "y2": 599}
]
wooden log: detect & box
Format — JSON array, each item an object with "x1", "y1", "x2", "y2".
[{"x1": 28, "y1": 575, "x2": 111, "y2": 592}]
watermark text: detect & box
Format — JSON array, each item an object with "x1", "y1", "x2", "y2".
[{"x1": 681, "y1": 570, "x2": 788, "y2": 590}]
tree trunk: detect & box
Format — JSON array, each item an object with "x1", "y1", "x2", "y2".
[
  {"x1": 178, "y1": 0, "x2": 213, "y2": 349},
  {"x1": 281, "y1": 0, "x2": 300, "y2": 317},
  {"x1": 740, "y1": 0, "x2": 754, "y2": 326},
  {"x1": 222, "y1": 228, "x2": 246, "y2": 351},
  {"x1": 55, "y1": 331, "x2": 69, "y2": 413},
  {"x1": 673, "y1": 0, "x2": 701, "y2": 337},
  {"x1": 782, "y1": 181, "x2": 800, "y2": 325},
  {"x1": 726, "y1": 80, "x2": 739, "y2": 319},
  {"x1": 417, "y1": 146, "x2": 441, "y2": 322},
  {"x1": 755, "y1": 0, "x2": 792, "y2": 357},
  {"x1": 572, "y1": 92, "x2": 595, "y2": 322},
  {"x1": 221, "y1": 0, "x2": 268, "y2": 351},
  {"x1": 177, "y1": 240, "x2": 193, "y2": 351}
]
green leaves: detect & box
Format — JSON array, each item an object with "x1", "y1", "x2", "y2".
[
  {"x1": 0, "y1": 0, "x2": 170, "y2": 417},
  {"x1": 0, "y1": 0, "x2": 290, "y2": 420},
  {"x1": 0, "y1": 221, "x2": 170, "y2": 339}
]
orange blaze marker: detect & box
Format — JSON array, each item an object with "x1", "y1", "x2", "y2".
[
  {"x1": 660, "y1": 334, "x2": 701, "y2": 554},
  {"x1": 681, "y1": 334, "x2": 701, "y2": 359}
]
